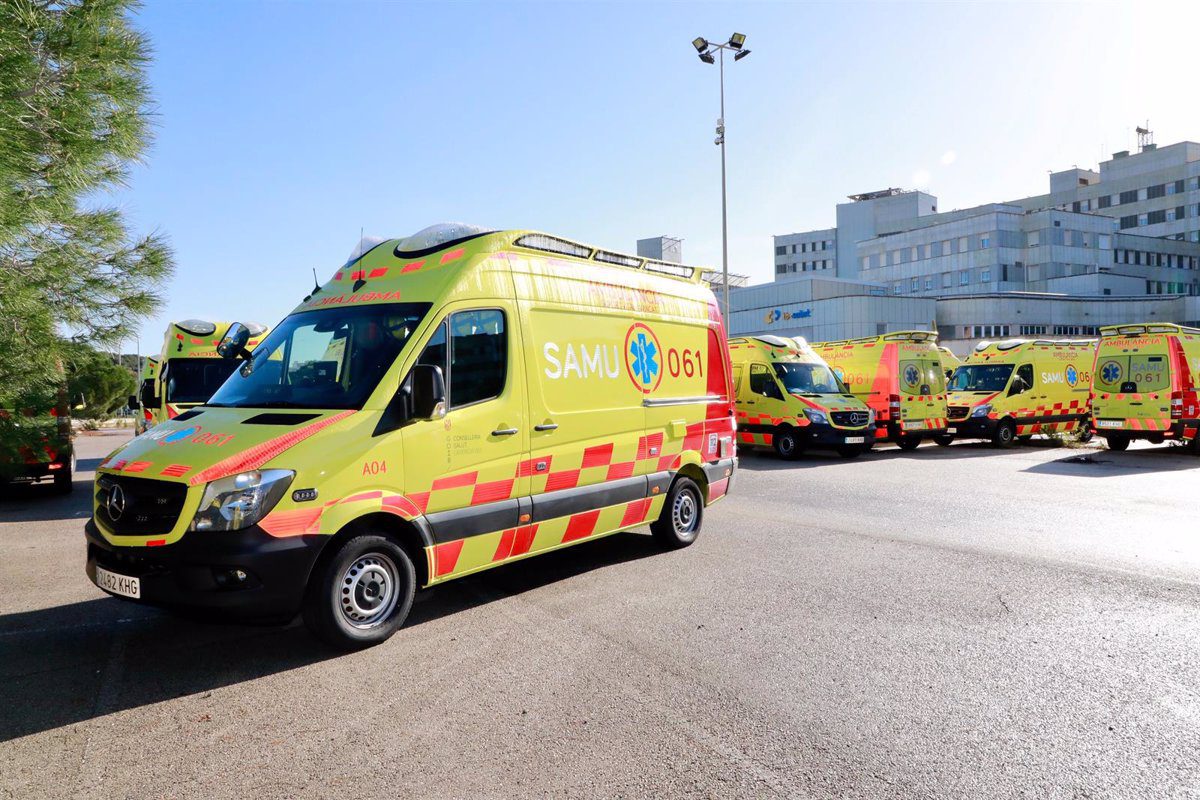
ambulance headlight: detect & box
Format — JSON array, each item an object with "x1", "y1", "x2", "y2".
[
  {"x1": 971, "y1": 404, "x2": 992, "y2": 418},
  {"x1": 866, "y1": 408, "x2": 876, "y2": 423},
  {"x1": 190, "y1": 469, "x2": 294, "y2": 532},
  {"x1": 804, "y1": 409, "x2": 829, "y2": 425}
]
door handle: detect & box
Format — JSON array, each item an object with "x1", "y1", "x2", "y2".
[
  {"x1": 491, "y1": 427, "x2": 519, "y2": 436},
  {"x1": 534, "y1": 423, "x2": 558, "y2": 431}
]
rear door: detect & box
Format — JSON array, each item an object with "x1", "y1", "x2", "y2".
[
  {"x1": 898, "y1": 353, "x2": 945, "y2": 429},
  {"x1": 1093, "y1": 338, "x2": 1171, "y2": 428}
]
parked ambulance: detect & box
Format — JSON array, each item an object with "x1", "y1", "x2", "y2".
[
  {"x1": 728, "y1": 335, "x2": 874, "y2": 458},
  {"x1": 1091, "y1": 323, "x2": 1200, "y2": 452},
  {"x1": 814, "y1": 331, "x2": 949, "y2": 450},
  {"x1": 132, "y1": 356, "x2": 159, "y2": 435},
  {"x1": 85, "y1": 224, "x2": 738, "y2": 649},
  {"x1": 137, "y1": 320, "x2": 268, "y2": 428},
  {"x1": 943, "y1": 338, "x2": 1095, "y2": 447}
]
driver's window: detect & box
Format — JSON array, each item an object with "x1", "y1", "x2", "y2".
[
  {"x1": 1010, "y1": 363, "x2": 1033, "y2": 395},
  {"x1": 750, "y1": 364, "x2": 783, "y2": 400}
]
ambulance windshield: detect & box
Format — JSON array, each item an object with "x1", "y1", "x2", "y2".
[
  {"x1": 772, "y1": 362, "x2": 848, "y2": 395},
  {"x1": 948, "y1": 363, "x2": 1014, "y2": 392},
  {"x1": 207, "y1": 303, "x2": 431, "y2": 410}
]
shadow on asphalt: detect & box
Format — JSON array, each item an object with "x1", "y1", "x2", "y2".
[
  {"x1": 0, "y1": 530, "x2": 660, "y2": 742},
  {"x1": 0, "y1": 474, "x2": 95, "y2": 523},
  {"x1": 736, "y1": 437, "x2": 1085, "y2": 470},
  {"x1": 1022, "y1": 447, "x2": 1200, "y2": 477}
]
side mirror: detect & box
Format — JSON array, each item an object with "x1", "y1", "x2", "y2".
[
  {"x1": 409, "y1": 364, "x2": 446, "y2": 420},
  {"x1": 128, "y1": 395, "x2": 138, "y2": 410},
  {"x1": 1009, "y1": 377, "x2": 1028, "y2": 396},
  {"x1": 217, "y1": 323, "x2": 251, "y2": 360}
]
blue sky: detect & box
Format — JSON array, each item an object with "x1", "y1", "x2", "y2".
[{"x1": 118, "y1": 0, "x2": 1200, "y2": 355}]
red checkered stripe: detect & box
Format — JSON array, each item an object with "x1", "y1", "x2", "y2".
[
  {"x1": 738, "y1": 431, "x2": 774, "y2": 446},
  {"x1": 332, "y1": 247, "x2": 467, "y2": 282},
  {"x1": 735, "y1": 409, "x2": 808, "y2": 428}
]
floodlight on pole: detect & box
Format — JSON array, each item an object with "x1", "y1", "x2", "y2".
[{"x1": 689, "y1": 32, "x2": 750, "y2": 323}]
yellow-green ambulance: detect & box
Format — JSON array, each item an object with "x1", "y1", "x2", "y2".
[
  {"x1": 132, "y1": 356, "x2": 159, "y2": 435},
  {"x1": 85, "y1": 225, "x2": 739, "y2": 649},
  {"x1": 728, "y1": 335, "x2": 874, "y2": 459},
  {"x1": 140, "y1": 320, "x2": 269, "y2": 430},
  {"x1": 814, "y1": 331, "x2": 949, "y2": 451},
  {"x1": 937, "y1": 346, "x2": 961, "y2": 380},
  {"x1": 1091, "y1": 323, "x2": 1200, "y2": 452},
  {"x1": 943, "y1": 338, "x2": 1095, "y2": 447}
]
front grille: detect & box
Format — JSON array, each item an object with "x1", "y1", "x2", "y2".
[
  {"x1": 96, "y1": 474, "x2": 188, "y2": 536},
  {"x1": 948, "y1": 406, "x2": 970, "y2": 420},
  {"x1": 832, "y1": 410, "x2": 870, "y2": 427}
]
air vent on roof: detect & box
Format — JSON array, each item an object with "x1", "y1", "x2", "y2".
[
  {"x1": 514, "y1": 234, "x2": 592, "y2": 259},
  {"x1": 176, "y1": 319, "x2": 216, "y2": 336},
  {"x1": 172, "y1": 409, "x2": 204, "y2": 422},
  {"x1": 594, "y1": 250, "x2": 642, "y2": 268},
  {"x1": 242, "y1": 412, "x2": 322, "y2": 426},
  {"x1": 643, "y1": 259, "x2": 696, "y2": 279}
]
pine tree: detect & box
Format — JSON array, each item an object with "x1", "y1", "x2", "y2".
[{"x1": 0, "y1": 0, "x2": 174, "y2": 403}]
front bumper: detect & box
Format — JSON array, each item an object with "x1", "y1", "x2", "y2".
[
  {"x1": 804, "y1": 422, "x2": 875, "y2": 449},
  {"x1": 944, "y1": 416, "x2": 996, "y2": 440},
  {"x1": 85, "y1": 519, "x2": 327, "y2": 619}
]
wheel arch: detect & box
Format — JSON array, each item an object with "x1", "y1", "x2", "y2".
[{"x1": 311, "y1": 512, "x2": 433, "y2": 591}]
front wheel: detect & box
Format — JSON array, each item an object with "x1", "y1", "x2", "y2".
[
  {"x1": 992, "y1": 419, "x2": 1016, "y2": 448},
  {"x1": 303, "y1": 534, "x2": 416, "y2": 650},
  {"x1": 651, "y1": 477, "x2": 704, "y2": 549},
  {"x1": 772, "y1": 426, "x2": 803, "y2": 460},
  {"x1": 1105, "y1": 435, "x2": 1130, "y2": 452},
  {"x1": 933, "y1": 435, "x2": 954, "y2": 447},
  {"x1": 837, "y1": 445, "x2": 862, "y2": 459},
  {"x1": 896, "y1": 436, "x2": 922, "y2": 451}
]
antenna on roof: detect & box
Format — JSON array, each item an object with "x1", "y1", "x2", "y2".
[
  {"x1": 1136, "y1": 123, "x2": 1154, "y2": 151},
  {"x1": 352, "y1": 227, "x2": 367, "y2": 292}
]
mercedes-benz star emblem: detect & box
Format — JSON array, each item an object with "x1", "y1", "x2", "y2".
[{"x1": 107, "y1": 484, "x2": 127, "y2": 521}]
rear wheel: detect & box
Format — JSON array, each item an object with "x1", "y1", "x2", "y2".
[
  {"x1": 896, "y1": 436, "x2": 921, "y2": 451},
  {"x1": 651, "y1": 477, "x2": 703, "y2": 549},
  {"x1": 992, "y1": 419, "x2": 1016, "y2": 448},
  {"x1": 1075, "y1": 423, "x2": 1094, "y2": 444},
  {"x1": 303, "y1": 534, "x2": 416, "y2": 651},
  {"x1": 932, "y1": 435, "x2": 954, "y2": 447},
  {"x1": 772, "y1": 426, "x2": 803, "y2": 460},
  {"x1": 1105, "y1": 435, "x2": 1130, "y2": 452}
]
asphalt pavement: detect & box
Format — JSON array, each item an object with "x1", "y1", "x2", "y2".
[{"x1": 2, "y1": 430, "x2": 1198, "y2": 799}]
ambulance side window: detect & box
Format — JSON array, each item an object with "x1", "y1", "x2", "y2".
[
  {"x1": 750, "y1": 364, "x2": 783, "y2": 400},
  {"x1": 449, "y1": 309, "x2": 506, "y2": 408},
  {"x1": 1010, "y1": 364, "x2": 1033, "y2": 395}
]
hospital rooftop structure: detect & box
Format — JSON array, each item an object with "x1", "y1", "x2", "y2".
[{"x1": 728, "y1": 135, "x2": 1200, "y2": 352}]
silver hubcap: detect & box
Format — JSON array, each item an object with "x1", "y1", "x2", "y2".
[
  {"x1": 672, "y1": 489, "x2": 699, "y2": 538},
  {"x1": 778, "y1": 434, "x2": 794, "y2": 455},
  {"x1": 338, "y1": 553, "x2": 399, "y2": 629}
]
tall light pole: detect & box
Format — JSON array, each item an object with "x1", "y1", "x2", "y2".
[{"x1": 692, "y1": 33, "x2": 750, "y2": 322}]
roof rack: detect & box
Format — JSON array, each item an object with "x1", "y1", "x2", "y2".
[
  {"x1": 1100, "y1": 322, "x2": 1200, "y2": 336},
  {"x1": 512, "y1": 233, "x2": 703, "y2": 283}
]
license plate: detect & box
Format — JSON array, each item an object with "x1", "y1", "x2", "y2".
[
  {"x1": 1096, "y1": 420, "x2": 1123, "y2": 429},
  {"x1": 844, "y1": 436, "x2": 865, "y2": 444},
  {"x1": 902, "y1": 420, "x2": 924, "y2": 430},
  {"x1": 947, "y1": 427, "x2": 957, "y2": 434},
  {"x1": 94, "y1": 566, "x2": 140, "y2": 599}
]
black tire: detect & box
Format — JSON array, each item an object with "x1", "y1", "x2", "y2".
[
  {"x1": 1016, "y1": 434, "x2": 1033, "y2": 444},
  {"x1": 932, "y1": 435, "x2": 954, "y2": 447},
  {"x1": 896, "y1": 436, "x2": 921, "y2": 451},
  {"x1": 650, "y1": 477, "x2": 704, "y2": 550},
  {"x1": 992, "y1": 419, "x2": 1016, "y2": 448},
  {"x1": 302, "y1": 534, "x2": 416, "y2": 650},
  {"x1": 1076, "y1": 425, "x2": 1094, "y2": 444},
  {"x1": 772, "y1": 426, "x2": 803, "y2": 460},
  {"x1": 53, "y1": 464, "x2": 73, "y2": 494},
  {"x1": 1105, "y1": 435, "x2": 1130, "y2": 452},
  {"x1": 836, "y1": 445, "x2": 862, "y2": 459}
]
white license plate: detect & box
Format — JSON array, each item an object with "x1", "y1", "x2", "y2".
[
  {"x1": 1095, "y1": 420, "x2": 1123, "y2": 429},
  {"x1": 844, "y1": 436, "x2": 865, "y2": 444},
  {"x1": 95, "y1": 566, "x2": 140, "y2": 599},
  {"x1": 902, "y1": 420, "x2": 925, "y2": 430},
  {"x1": 947, "y1": 427, "x2": 958, "y2": 434}
]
